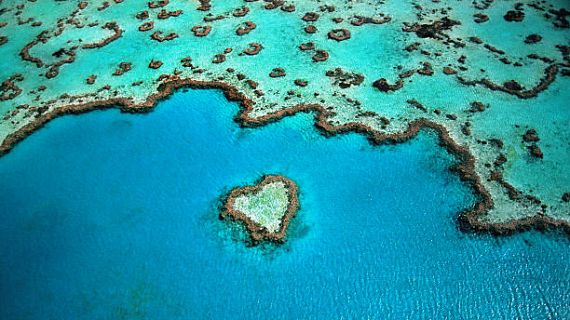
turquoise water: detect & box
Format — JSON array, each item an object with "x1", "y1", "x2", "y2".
[
  {"x1": 2, "y1": 0, "x2": 569, "y2": 229},
  {"x1": 0, "y1": 89, "x2": 568, "y2": 319}
]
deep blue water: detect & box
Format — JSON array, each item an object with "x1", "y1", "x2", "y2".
[{"x1": 0, "y1": 89, "x2": 568, "y2": 319}]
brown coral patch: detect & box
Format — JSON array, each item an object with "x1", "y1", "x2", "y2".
[
  {"x1": 350, "y1": 15, "x2": 391, "y2": 26},
  {"x1": 302, "y1": 12, "x2": 319, "y2": 22},
  {"x1": 269, "y1": 68, "x2": 286, "y2": 78},
  {"x1": 157, "y1": 9, "x2": 183, "y2": 19},
  {"x1": 528, "y1": 145, "x2": 543, "y2": 158},
  {"x1": 281, "y1": 4, "x2": 295, "y2": 12},
  {"x1": 299, "y1": 42, "x2": 315, "y2": 51},
  {"x1": 150, "y1": 31, "x2": 178, "y2": 42},
  {"x1": 232, "y1": 6, "x2": 249, "y2": 17},
  {"x1": 197, "y1": 0, "x2": 211, "y2": 11},
  {"x1": 443, "y1": 66, "x2": 457, "y2": 75},
  {"x1": 138, "y1": 21, "x2": 154, "y2": 32},
  {"x1": 403, "y1": 17, "x2": 460, "y2": 39},
  {"x1": 243, "y1": 42, "x2": 263, "y2": 55},
  {"x1": 191, "y1": 25, "x2": 211, "y2": 37},
  {"x1": 0, "y1": 74, "x2": 24, "y2": 101},
  {"x1": 304, "y1": 25, "x2": 317, "y2": 34},
  {"x1": 86, "y1": 75, "x2": 97, "y2": 85},
  {"x1": 203, "y1": 14, "x2": 224, "y2": 22},
  {"x1": 312, "y1": 50, "x2": 329, "y2": 62},
  {"x1": 212, "y1": 54, "x2": 226, "y2": 64},
  {"x1": 417, "y1": 62, "x2": 434, "y2": 76},
  {"x1": 524, "y1": 34, "x2": 542, "y2": 44},
  {"x1": 326, "y1": 68, "x2": 364, "y2": 88},
  {"x1": 523, "y1": 129, "x2": 540, "y2": 142},
  {"x1": 549, "y1": 8, "x2": 569, "y2": 28},
  {"x1": 372, "y1": 78, "x2": 403, "y2": 92},
  {"x1": 148, "y1": 60, "x2": 163, "y2": 69},
  {"x1": 264, "y1": 1, "x2": 283, "y2": 10},
  {"x1": 294, "y1": 79, "x2": 308, "y2": 87},
  {"x1": 180, "y1": 56, "x2": 193, "y2": 68},
  {"x1": 473, "y1": 13, "x2": 489, "y2": 23},
  {"x1": 112, "y1": 62, "x2": 132, "y2": 76},
  {"x1": 148, "y1": 0, "x2": 169, "y2": 9},
  {"x1": 236, "y1": 21, "x2": 256, "y2": 36},
  {"x1": 136, "y1": 11, "x2": 149, "y2": 20},
  {"x1": 82, "y1": 22, "x2": 123, "y2": 49},
  {"x1": 327, "y1": 29, "x2": 351, "y2": 41},
  {"x1": 407, "y1": 99, "x2": 427, "y2": 112},
  {"x1": 504, "y1": 10, "x2": 525, "y2": 22}
]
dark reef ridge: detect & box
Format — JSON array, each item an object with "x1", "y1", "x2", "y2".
[
  {"x1": 0, "y1": 78, "x2": 567, "y2": 237},
  {"x1": 457, "y1": 65, "x2": 558, "y2": 99}
]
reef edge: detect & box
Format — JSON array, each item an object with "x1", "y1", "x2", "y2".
[{"x1": 0, "y1": 78, "x2": 568, "y2": 237}]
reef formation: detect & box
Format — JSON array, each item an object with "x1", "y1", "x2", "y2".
[
  {"x1": 221, "y1": 175, "x2": 299, "y2": 243},
  {"x1": 0, "y1": 0, "x2": 568, "y2": 235}
]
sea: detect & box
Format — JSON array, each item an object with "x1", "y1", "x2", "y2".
[{"x1": 0, "y1": 89, "x2": 568, "y2": 319}]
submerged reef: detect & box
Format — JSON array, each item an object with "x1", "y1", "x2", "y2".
[
  {"x1": 0, "y1": 0, "x2": 569, "y2": 235},
  {"x1": 221, "y1": 175, "x2": 299, "y2": 243}
]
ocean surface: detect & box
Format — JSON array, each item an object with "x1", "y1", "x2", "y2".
[{"x1": 0, "y1": 89, "x2": 568, "y2": 319}]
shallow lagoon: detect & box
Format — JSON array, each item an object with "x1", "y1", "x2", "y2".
[{"x1": 0, "y1": 89, "x2": 568, "y2": 319}]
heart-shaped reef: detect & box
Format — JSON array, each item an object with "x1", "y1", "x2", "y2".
[{"x1": 221, "y1": 175, "x2": 299, "y2": 243}]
